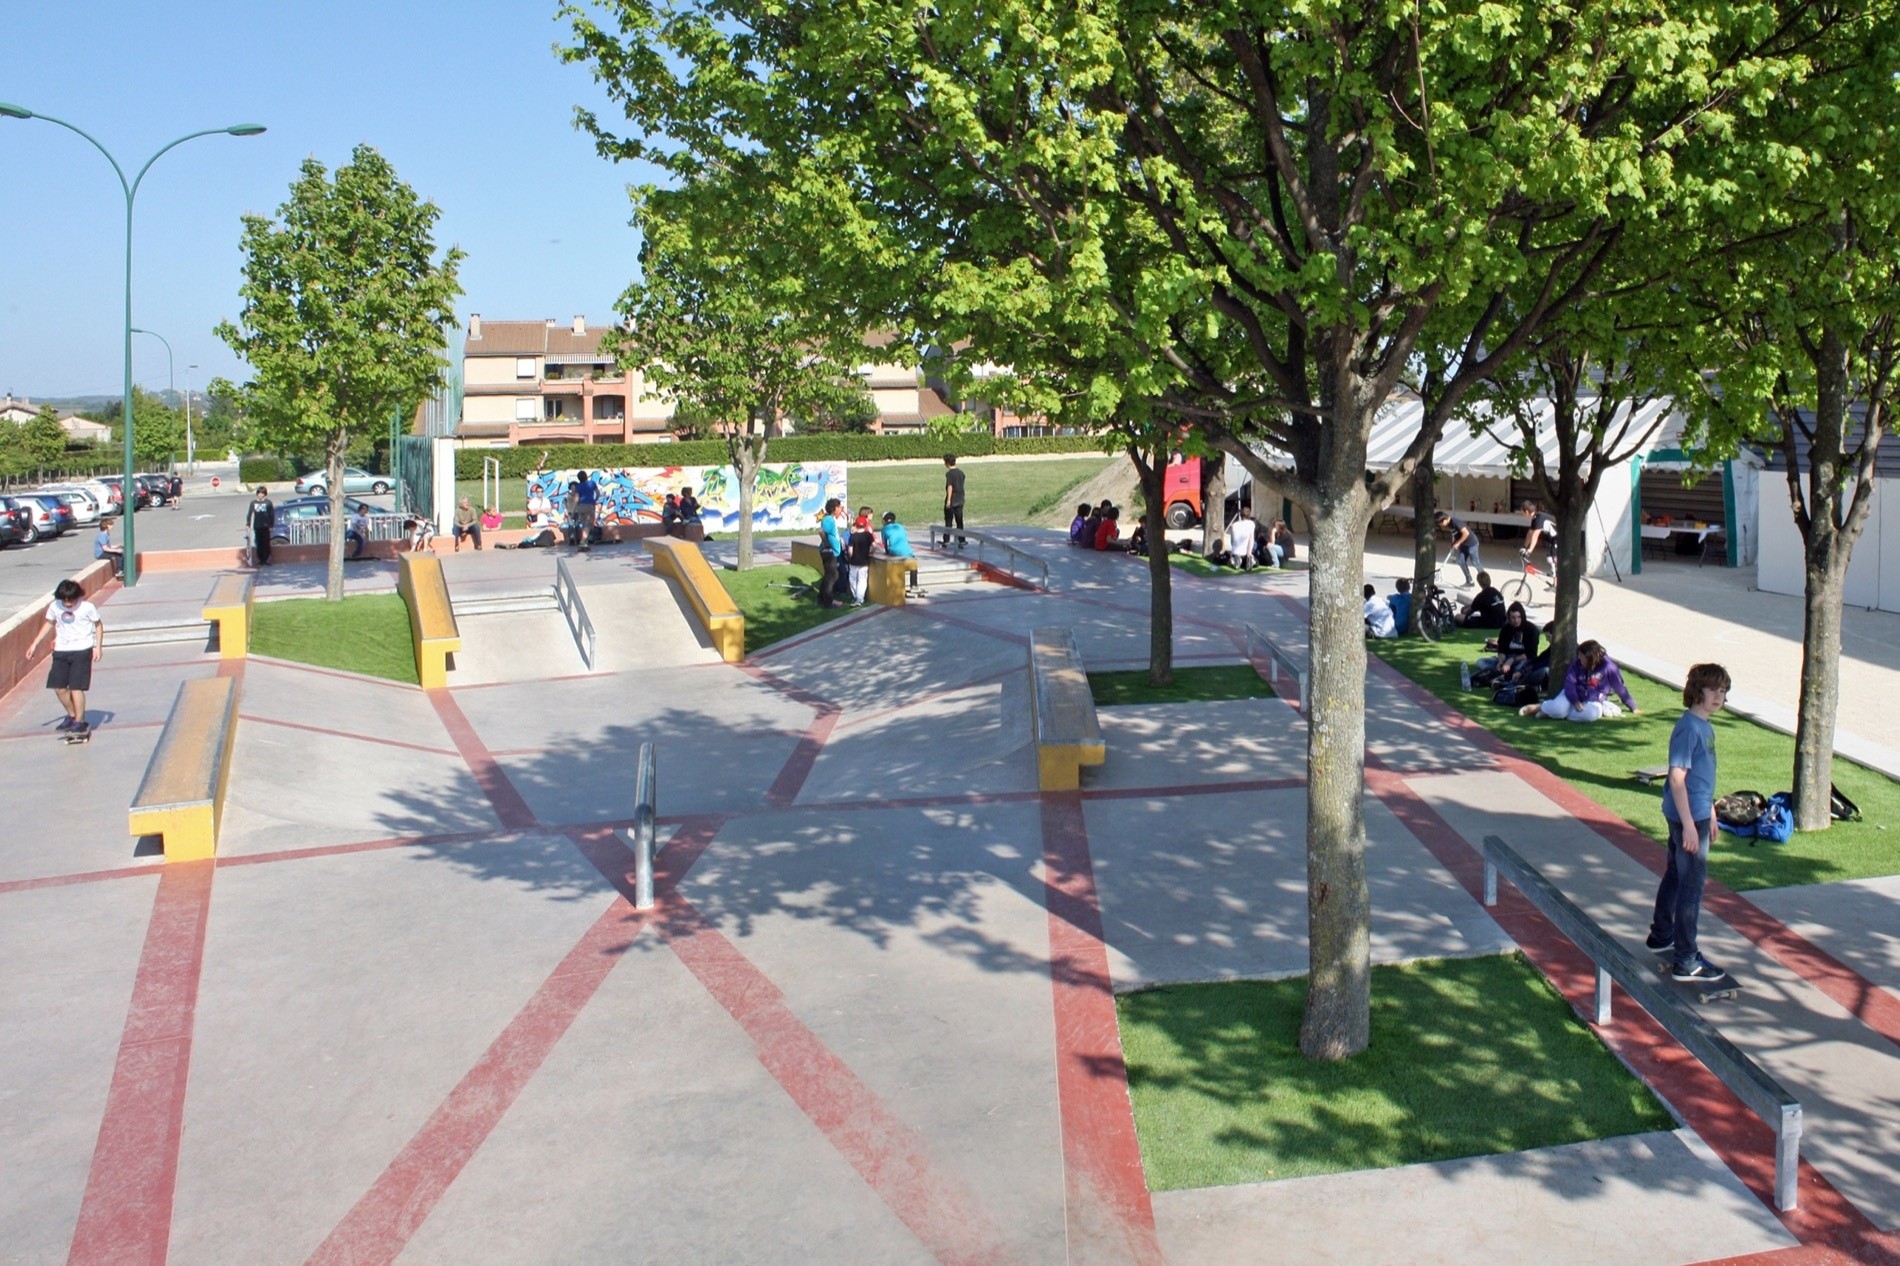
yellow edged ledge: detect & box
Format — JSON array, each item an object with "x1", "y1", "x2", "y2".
[
  {"x1": 644, "y1": 537, "x2": 745, "y2": 662},
  {"x1": 397, "y1": 552, "x2": 462, "y2": 689},
  {"x1": 201, "y1": 572, "x2": 256, "y2": 660},
  {"x1": 128, "y1": 675, "x2": 240, "y2": 862}
]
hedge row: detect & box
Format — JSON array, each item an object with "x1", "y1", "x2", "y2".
[
  {"x1": 450, "y1": 433, "x2": 1109, "y2": 480},
  {"x1": 238, "y1": 456, "x2": 293, "y2": 484}
]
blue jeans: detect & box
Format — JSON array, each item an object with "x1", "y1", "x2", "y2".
[
  {"x1": 1650, "y1": 817, "x2": 1711, "y2": 970},
  {"x1": 1453, "y1": 539, "x2": 1481, "y2": 584}
]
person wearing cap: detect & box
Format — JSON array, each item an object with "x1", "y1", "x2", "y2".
[{"x1": 845, "y1": 507, "x2": 877, "y2": 605}]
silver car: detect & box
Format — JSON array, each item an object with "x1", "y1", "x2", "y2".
[{"x1": 37, "y1": 486, "x2": 104, "y2": 525}]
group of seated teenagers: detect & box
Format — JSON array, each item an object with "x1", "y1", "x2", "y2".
[
  {"x1": 1069, "y1": 501, "x2": 1136, "y2": 552},
  {"x1": 815, "y1": 500, "x2": 916, "y2": 608},
  {"x1": 1206, "y1": 506, "x2": 1297, "y2": 569},
  {"x1": 1365, "y1": 568, "x2": 1511, "y2": 639}
]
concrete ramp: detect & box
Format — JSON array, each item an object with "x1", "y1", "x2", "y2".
[
  {"x1": 574, "y1": 570, "x2": 722, "y2": 672},
  {"x1": 451, "y1": 608, "x2": 589, "y2": 685}
]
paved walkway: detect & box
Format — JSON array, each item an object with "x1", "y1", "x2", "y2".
[{"x1": 1, "y1": 532, "x2": 1896, "y2": 1264}]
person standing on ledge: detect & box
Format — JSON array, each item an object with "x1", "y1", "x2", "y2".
[
  {"x1": 247, "y1": 486, "x2": 276, "y2": 566},
  {"x1": 942, "y1": 453, "x2": 966, "y2": 550}
]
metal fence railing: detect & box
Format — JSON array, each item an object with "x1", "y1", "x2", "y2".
[
  {"x1": 1243, "y1": 621, "x2": 1308, "y2": 712},
  {"x1": 554, "y1": 556, "x2": 596, "y2": 668},
  {"x1": 631, "y1": 743, "x2": 660, "y2": 909},
  {"x1": 1481, "y1": 833, "x2": 1803, "y2": 1211},
  {"x1": 281, "y1": 513, "x2": 408, "y2": 546}
]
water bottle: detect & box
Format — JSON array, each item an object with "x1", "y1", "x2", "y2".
[{"x1": 1460, "y1": 662, "x2": 1472, "y2": 691}]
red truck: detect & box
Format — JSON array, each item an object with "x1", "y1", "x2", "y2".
[{"x1": 1162, "y1": 457, "x2": 1204, "y2": 528}]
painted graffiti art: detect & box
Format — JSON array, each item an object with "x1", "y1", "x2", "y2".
[{"x1": 527, "y1": 463, "x2": 847, "y2": 534}]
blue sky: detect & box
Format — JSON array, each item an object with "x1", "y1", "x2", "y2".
[{"x1": 0, "y1": 0, "x2": 648, "y2": 399}]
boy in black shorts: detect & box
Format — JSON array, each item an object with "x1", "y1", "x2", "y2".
[{"x1": 26, "y1": 579, "x2": 105, "y2": 736}]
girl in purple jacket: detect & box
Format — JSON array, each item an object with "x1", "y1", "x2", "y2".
[{"x1": 1522, "y1": 639, "x2": 1640, "y2": 721}]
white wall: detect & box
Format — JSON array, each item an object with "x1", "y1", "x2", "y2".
[
  {"x1": 1590, "y1": 460, "x2": 1637, "y2": 577},
  {"x1": 1756, "y1": 474, "x2": 1891, "y2": 612}
]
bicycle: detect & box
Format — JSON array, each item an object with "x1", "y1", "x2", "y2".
[
  {"x1": 1416, "y1": 584, "x2": 1459, "y2": 642},
  {"x1": 1502, "y1": 549, "x2": 1594, "y2": 609}
]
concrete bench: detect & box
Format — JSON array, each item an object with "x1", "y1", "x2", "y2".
[
  {"x1": 788, "y1": 537, "x2": 825, "y2": 573},
  {"x1": 645, "y1": 537, "x2": 745, "y2": 662},
  {"x1": 397, "y1": 552, "x2": 461, "y2": 689},
  {"x1": 1029, "y1": 626, "x2": 1105, "y2": 790},
  {"x1": 202, "y1": 572, "x2": 255, "y2": 660},
  {"x1": 129, "y1": 676, "x2": 240, "y2": 862}
]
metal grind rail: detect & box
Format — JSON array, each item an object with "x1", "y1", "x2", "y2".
[
  {"x1": 554, "y1": 556, "x2": 596, "y2": 669},
  {"x1": 925, "y1": 524, "x2": 1050, "y2": 588},
  {"x1": 630, "y1": 743, "x2": 659, "y2": 909},
  {"x1": 1481, "y1": 834, "x2": 1803, "y2": 1211},
  {"x1": 1243, "y1": 621, "x2": 1308, "y2": 713}
]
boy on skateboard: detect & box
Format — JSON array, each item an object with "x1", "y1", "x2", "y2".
[
  {"x1": 1647, "y1": 662, "x2": 1730, "y2": 982},
  {"x1": 26, "y1": 579, "x2": 105, "y2": 740}
]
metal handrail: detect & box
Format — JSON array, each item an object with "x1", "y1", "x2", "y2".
[
  {"x1": 554, "y1": 556, "x2": 596, "y2": 669},
  {"x1": 282, "y1": 513, "x2": 406, "y2": 546},
  {"x1": 1242, "y1": 621, "x2": 1308, "y2": 712},
  {"x1": 631, "y1": 743, "x2": 659, "y2": 909},
  {"x1": 1481, "y1": 834, "x2": 1803, "y2": 1211},
  {"x1": 925, "y1": 524, "x2": 1050, "y2": 587}
]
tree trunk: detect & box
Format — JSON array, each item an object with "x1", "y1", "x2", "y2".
[
  {"x1": 734, "y1": 430, "x2": 761, "y2": 571},
  {"x1": 1200, "y1": 457, "x2": 1227, "y2": 556},
  {"x1": 1409, "y1": 456, "x2": 1435, "y2": 635},
  {"x1": 1546, "y1": 484, "x2": 1593, "y2": 697},
  {"x1": 1136, "y1": 448, "x2": 1174, "y2": 686},
  {"x1": 1299, "y1": 491, "x2": 1373, "y2": 1060},
  {"x1": 324, "y1": 431, "x2": 348, "y2": 602},
  {"x1": 1794, "y1": 553, "x2": 1847, "y2": 830}
]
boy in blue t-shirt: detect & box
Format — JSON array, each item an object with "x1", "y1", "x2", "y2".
[
  {"x1": 1647, "y1": 662, "x2": 1731, "y2": 981},
  {"x1": 881, "y1": 511, "x2": 918, "y2": 593}
]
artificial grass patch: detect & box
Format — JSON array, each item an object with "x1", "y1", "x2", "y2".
[
  {"x1": 720, "y1": 563, "x2": 857, "y2": 651},
  {"x1": 1090, "y1": 664, "x2": 1277, "y2": 707},
  {"x1": 1370, "y1": 629, "x2": 1900, "y2": 890},
  {"x1": 847, "y1": 456, "x2": 1114, "y2": 528},
  {"x1": 250, "y1": 594, "x2": 419, "y2": 685},
  {"x1": 1118, "y1": 954, "x2": 1673, "y2": 1191}
]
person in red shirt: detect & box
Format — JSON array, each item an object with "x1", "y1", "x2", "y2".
[{"x1": 1093, "y1": 506, "x2": 1121, "y2": 550}]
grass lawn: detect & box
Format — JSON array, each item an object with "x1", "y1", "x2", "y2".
[
  {"x1": 721, "y1": 563, "x2": 858, "y2": 651},
  {"x1": 456, "y1": 455, "x2": 1115, "y2": 532},
  {"x1": 251, "y1": 594, "x2": 419, "y2": 685},
  {"x1": 1168, "y1": 552, "x2": 1307, "y2": 579},
  {"x1": 1371, "y1": 628, "x2": 1900, "y2": 890},
  {"x1": 1119, "y1": 954, "x2": 1673, "y2": 1191},
  {"x1": 1090, "y1": 664, "x2": 1277, "y2": 707}
]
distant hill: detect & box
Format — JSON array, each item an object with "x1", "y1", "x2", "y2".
[{"x1": 30, "y1": 391, "x2": 201, "y2": 416}]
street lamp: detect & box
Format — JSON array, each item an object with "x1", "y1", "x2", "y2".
[
  {"x1": 0, "y1": 103, "x2": 264, "y2": 586},
  {"x1": 186, "y1": 364, "x2": 198, "y2": 472},
  {"x1": 131, "y1": 328, "x2": 173, "y2": 493}
]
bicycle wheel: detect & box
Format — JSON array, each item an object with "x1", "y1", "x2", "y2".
[
  {"x1": 1502, "y1": 578, "x2": 1536, "y2": 608},
  {"x1": 1576, "y1": 576, "x2": 1595, "y2": 607},
  {"x1": 1418, "y1": 601, "x2": 1450, "y2": 642}
]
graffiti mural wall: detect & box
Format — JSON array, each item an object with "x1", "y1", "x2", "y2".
[{"x1": 527, "y1": 463, "x2": 847, "y2": 533}]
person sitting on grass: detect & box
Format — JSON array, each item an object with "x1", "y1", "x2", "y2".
[
  {"x1": 1363, "y1": 583, "x2": 1397, "y2": 638},
  {"x1": 1471, "y1": 601, "x2": 1535, "y2": 686},
  {"x1": 1458, "y1": 571, "x2": 1507, "y2": 628},
  {"x1": 1389, "y1": 578, "x2": 1412, "y2": 634},
  {"x1": 1258, "y1": 519, "x2": 1295, "y2": 568},
  {"x1": 1070, "y1": 504, "x2": 1092, "y2": 545},
  {"x1": 1522, "y1": 638, "x2": 1640, "y2": 721},
  {"x1": 1126, "y1": 519, "x2": 1149, "y2": 556},
  {"x1": 1224, "y1": 506, "x2": 1257, "y2": 570}
]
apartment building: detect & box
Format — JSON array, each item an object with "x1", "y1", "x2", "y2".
[{"x1": 456, "y1": 316, "x2": 675, "y2": 446}]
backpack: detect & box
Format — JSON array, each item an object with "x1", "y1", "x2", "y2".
[
  {"x1": 1830, "y1": 784, "x2": 1863, "y2": 822},
  {"x1": 1753, "y1": 793, "x2": 1796, "y2": 844},
  {"x1": 1714, "y1": 791, "x2": 1768, "y2": 830},
  {"x1": 1492, "y1": 682, "x2": 1533, "y2": 707}
]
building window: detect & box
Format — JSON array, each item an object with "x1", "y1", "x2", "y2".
[
  {"x1": 594, "y1": 396, "x2": 625, "y2": 420},
  {"x1": 515, "y1": 398, "x2": 537, "y2": 422},
  {"x1": 545, "y1": 399, "x2": 570, "y2": 420},
  {"x1": 515, "y1": 357, "x2": 537, "y2": 380}
]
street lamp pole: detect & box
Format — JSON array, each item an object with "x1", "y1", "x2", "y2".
[
  {"x1": 185, "y1": 364, "x2": 197, "y2": 472},
  {"x1": 132, "y1": 327, "x2": 175, "y2": 506},
  {"x1": 0, "y1": 103, "x2": 264, "y2": 586}
]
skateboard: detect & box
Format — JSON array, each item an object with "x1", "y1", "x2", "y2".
[
  {"x1": 60, "y1": 728, "x2": 92, "y2": 746},
  {"x1": 1654, "y1": 959, "x2": 1743, "y2": 1003}
]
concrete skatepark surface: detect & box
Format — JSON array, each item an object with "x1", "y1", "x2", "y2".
[{"x1": 1, "y1": 525, "x2": 1898, "y2": 1264}]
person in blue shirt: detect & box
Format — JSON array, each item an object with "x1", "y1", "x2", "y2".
[
  {"x1": 93, "y1": 522, "x2": 124, "y2": 578},
  {"x1": 573, "y1": 470, "x2": 600, "y2": 550},
  {"x1": 816, "y1": 497, "x2": 844, "y2": 608},
  {"x1": 880, "y1": 511, "x2": 918, "y2": 592},
  {"x1": 1069, "y1": 504, "x2": 1091, "y2": 545},
  {"x1": 1388, "y1": 578, "x2": 1412, "y2": 636},
  {"x1": 1647, "y1": 662, "x2": 1731, "y2": 982}
]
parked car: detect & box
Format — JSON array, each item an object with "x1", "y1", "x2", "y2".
[
  {"x1": 137, "y1": 473, "x2": 174, "y2": 505},
  {"x1": 99, "y1": 473, "x2": 156, "y2": 510},
  {"x1": 36, "y1": 487, "x2": 104, "y2": 526},
  {"x1": 49, "y1": 478, "x2": 121, "y2": 515},
  {"x1": 295, "y1": 466, "x2": 391, "y2": 497},
  {"x1": 0, "y1": 501, "x2": 26, "y2": 548},
  {"x1": 269, "y1": 494, "x2": 380, "y2": 542},
  {"x1": 6, "y1": 494, "x2": 77, "y2": 542}
]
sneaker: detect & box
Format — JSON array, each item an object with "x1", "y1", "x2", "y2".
[
  {"x1": 1671, "y1": 958, "x2": 1725, "y2": 982},
  {"x1": 70, "y1": 721, "x2": 91, "y2": 737},
  {"x1": 55, "y1": 716, "x2": 76, "y2": 732},
  {"x1": 1644, "y1": 933, "x2": 1673, "y2": 953}
]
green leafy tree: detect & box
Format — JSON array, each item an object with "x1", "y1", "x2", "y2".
[
  {"x1": 104, "y1": 388, "x2": 187, "y2": 467},
  {"x1": 217, "y1": 144, "x2": 463, "y2": 599},
  {"x1": 608, "y1": 182, "x2": 863, "y2": 571},
  {"x1": 21, "y1": 407, "x2": 69, "y2": 474},
  {"x1": 567, "y1": 0, "x2": 1818, "y2": 1058}
]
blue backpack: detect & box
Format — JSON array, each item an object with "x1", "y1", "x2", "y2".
[{"x1": 1754, "y1": 793, "x2": 1795, "y2": 843}]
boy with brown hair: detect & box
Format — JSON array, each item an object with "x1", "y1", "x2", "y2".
[{"x1": 1647, "y1": 662, "x2": 1732, "y2": 981}]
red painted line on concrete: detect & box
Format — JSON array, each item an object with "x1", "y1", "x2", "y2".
[
  {"x1": 1366, "y1": 655, "x2": 1900, "y2": 1056},
  {"x1": 238, "y1": 713, "x2": 461, "y2": 759},
  {"x1": 733, "y1": 659, "x2": 838, "y2": 712},
  {"x1": 427, "y1": 688, "x2": 538, "y2": 831},
  {"x1": 1694, "y1": 1232, "x2": 1900, "y2": 1266},
  {"x1": 67, "y1": 859, "x2": 214, "y2": 1266},
  {"x1": 214, "y1": 829, "x2": 503, "y2": 870},
  {"x1": 0, "y1": 864, "x2": 163, "y2": 897},
  {"x1": 765, "y1": 707, "x2": 841, "y2": 808},
  {"x1": 1037, "y1": 792, "x2": 1165, "y2": 1265},
  {"x1": 1367, "y1": 763, "x2": 1894, "y2": 1256}
]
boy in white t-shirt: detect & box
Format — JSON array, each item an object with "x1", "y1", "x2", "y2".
[{"x1": 26, "y1": 579, "x2": 104, "y2": 735}]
